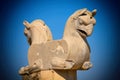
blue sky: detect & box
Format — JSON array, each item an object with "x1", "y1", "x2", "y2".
[{"x1": 0, "y1": 0, "x2": 119, "y2": 80}]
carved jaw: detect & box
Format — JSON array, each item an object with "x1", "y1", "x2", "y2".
[
  {"x1": 77, "y1": 24, "x2": 94, "y2": 37},
  {"x1": 77, "y1": 29, "x2": 87, "y2": 37}
]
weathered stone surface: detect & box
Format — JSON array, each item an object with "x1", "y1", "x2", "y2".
[
  {"x1": 20, "y1": 70, "x2": 76, "y2": 80},
  {"x1": 19, "y1": 8, "x2": 96, "y2": 80}
]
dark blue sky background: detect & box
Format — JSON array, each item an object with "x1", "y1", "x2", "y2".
[{"x1": 0, "y1": 0, "x2": 120, "y2": 80}]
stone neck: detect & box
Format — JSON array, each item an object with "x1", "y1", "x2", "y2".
[{"x1": 31, "y1": 27, "x2": 47, "y2": 45}]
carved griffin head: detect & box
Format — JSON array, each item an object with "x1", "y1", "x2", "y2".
[
  {"x1": 73, "y1": 8, "x2": 96, "y2": 37},
  {"x1": 23, "y1": 20, "x2": 52, "y2": 45}
]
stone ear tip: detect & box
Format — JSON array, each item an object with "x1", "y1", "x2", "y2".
[
  {"x1": 92, "y1": 9, "x2": 97, "y2": 16},
  {"x1": 23, "y1": 20, "x2": 27, "y2": 25},
  {"x1": 93, "y1": 9, "x2": 97, "y2": 12},
  {"x1": 23, "y1": 20, "x2": 30, "y2": 26}
]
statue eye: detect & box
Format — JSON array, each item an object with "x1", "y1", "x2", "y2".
[
  {"x1": 90, "y1": 16, "x2": 92, "y2": 19},
  {"x1": 80, "y1": 13, "x2": 87, "y2": 16}
]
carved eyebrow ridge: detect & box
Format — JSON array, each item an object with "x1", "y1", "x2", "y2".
[{"x1": 80, "y1": 13, "x2": 87, "y2": 16}]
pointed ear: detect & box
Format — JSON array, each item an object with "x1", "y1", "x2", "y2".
[
  {"x1": 23, "y1": 20, "x2": 30, "y2": 29},
  {"x1": 73, "y1": 8, "x2": 87, "y2": 19},
  {"x1": 92, "y1": 9, "x2": 97, "y2": 17}
]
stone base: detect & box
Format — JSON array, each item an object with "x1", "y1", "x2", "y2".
[{"x1": 21, "y1": 70, "x2": 77, "y2": 80}]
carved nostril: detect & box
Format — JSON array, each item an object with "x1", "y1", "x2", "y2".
[{"x1": 90, "y1": 16, "x2": 92, "y2": 19}]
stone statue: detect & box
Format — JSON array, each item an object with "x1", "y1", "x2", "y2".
[{"x1": 19, "y1": 8, "x2": 96, "y2": 80}]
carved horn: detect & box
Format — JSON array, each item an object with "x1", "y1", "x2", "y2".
[
  {"x1": 92, "y1": 9, "x2": 97, "y2": 17},
  {"x1": 23, "y1": 20, "x2": 30, "y2": 29}
]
